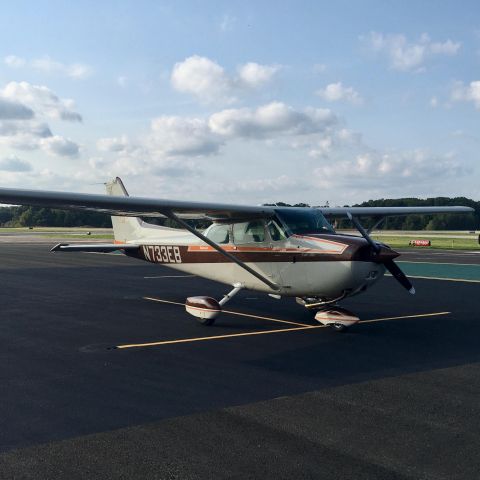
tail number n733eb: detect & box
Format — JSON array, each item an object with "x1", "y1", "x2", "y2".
[{"x1": 142, "y1": 245, "x2": 182, "y2": 264}]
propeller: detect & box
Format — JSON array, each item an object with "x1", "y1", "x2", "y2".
[{"x1": 347, "y1": 212, "x2": 415, "y2": 295}]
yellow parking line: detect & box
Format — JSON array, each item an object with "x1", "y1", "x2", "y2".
[
  {"x1": 116, "y1": 325, "x2": 322, "y2": 349},
  {"x1": 360, "y1": 311, "x2": 450, "y2": 324},
  {"x1": 116, "y1": 311, "x2": 451, "y2": 350},
  {"x1": 143, "y1": 296, "x2": 311, "y2": 327}
]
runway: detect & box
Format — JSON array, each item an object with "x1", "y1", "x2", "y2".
[{"x1": 1, "y1": 244, "x2": 480, "y2": 479}]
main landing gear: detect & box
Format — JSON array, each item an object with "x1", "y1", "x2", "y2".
[
  {"x1": 184, "y1": 287, "x2": 359, "y2": 332},
  {"x1": 185, "y1": 284, "x2": 243, "y2": 325}
]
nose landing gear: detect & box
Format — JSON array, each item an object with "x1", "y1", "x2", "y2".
[
  {"x1": 296, "y1": 293, "x2": 359, "y2": 332},
  {"x1": 314, "y1": 307, "x2": 360, "y2": 332}
]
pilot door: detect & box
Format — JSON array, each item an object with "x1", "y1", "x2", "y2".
[{"x1": 231, "y1": 220, "x2": 282, "y2": 286}]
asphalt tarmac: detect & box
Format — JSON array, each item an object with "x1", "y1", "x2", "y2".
[{"x1": 0, "y1": 244, "x2": 479, "y2": 479}]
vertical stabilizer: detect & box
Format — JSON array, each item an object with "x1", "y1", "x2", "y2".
[{"x1": 105, "y1": 177, "x2": 143, "y2": 243}]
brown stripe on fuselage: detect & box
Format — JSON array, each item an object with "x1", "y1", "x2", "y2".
[{"x1": 126, "y1": 234, "x2": 381, "y2": 265}]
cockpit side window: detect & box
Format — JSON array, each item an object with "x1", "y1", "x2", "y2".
[
  {"x1": 266, "y1": 219, "x2": 287, "y2": 241},
  {"x1": 205, "y1": 223, "x2": 230, "y2": 244},
  {"x1": 233, "y1": 221, "x2": 266, "y2": 244}
]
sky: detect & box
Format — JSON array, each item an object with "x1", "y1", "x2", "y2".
[{"x1": 0, "y1": 0, "x2": 479, "y2": 206}]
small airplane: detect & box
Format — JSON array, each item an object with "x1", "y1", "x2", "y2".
[{"x1": 0, "y1": 177, "x2": 473, "y2": 331}]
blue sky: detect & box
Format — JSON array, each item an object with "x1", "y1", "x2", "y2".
[{"x1": 0, "y1": 0, "x2": 478, "y2": 205}]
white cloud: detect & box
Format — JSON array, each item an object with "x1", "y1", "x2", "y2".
[
  {"x1": 0, "y1": 121, "x2": 52, "y2": 146},
  {"x1": 4, "y1": 54, "x2": 93, "y2": 79},
  {"x1": 307, "y1": 136, "x2": 334, "y2": 158},
  {"x1": 0, "y1": 155, "x2": 32, "y2": 172},
  {"x1": 237, "y1": 62, "x2": 280, "y2": 88},
  {"x1": 88, "y1": 157, "x2": 110, "y2": 170},
  {"x1": 316, "y1": 82, "x2": 363, "y2": 104},
  {"x1": 94, "y1": 102, "x2": 338, "y2": 175},
  {"x1": 0, "y1": 82, "x2": 81, "y2": 157},
  {"x1": 430, "y1": 96, "x2": 439, "y2": 108},
  {"x1": 363, "y1": 31, "x2": 461, "y2": 71},
  {"x1": 99, "y1": 117, "x2": 222, "y2": 159},
  {"x1": 149, "y1": 116, "x2": 222, "y2": 157},
  {"x1": 4, "y1": 55, "x2": 26, "y2": 68},
  {"x1": 65, "y1": 63, "x2": 93, "y2": 80},
  {"x1": 224, "y1": 175, "x2": 307, "y2": 193},
  {"x1": 451, "y1": 80, "x2": 480, "y2": 109},
  {"x1": 90, "y1": 99, "x2": 470, "y2": 202},
  {"x1": 171, "y1": 55, "x2": 234, "y2": 104},
  {"x1": 0, "y1": 98, "x2": 34, "y2": 120},
  {"x1": 97, "y1": 135, "x2": 133, "y2": 153},
  {"x1": 40, "y1": 135, "x2": 79, "y2": 157},
  {"x1": 209, "y1": 102, "x2": 337, "y2": 138},
  {"x1": 314, "y1": 150, "x2": 468, "y2": 188},
  {"x1": 1, "y1": 82, "x2": 82, "y2": 122},
  {"x1": 171, "y1": 55, "x2": 280, "y2": 104}
]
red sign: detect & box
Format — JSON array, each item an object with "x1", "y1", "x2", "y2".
[{"x1": 409, "y1": 239, "x2": 431, "y2": 247}]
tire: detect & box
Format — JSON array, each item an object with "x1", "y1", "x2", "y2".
[
  {"x1": 196, "y1": 317, "x2": 216, "y2": 326},
  {"x1": 331, "y1": 323, "x2": 348, "y2": 332}
]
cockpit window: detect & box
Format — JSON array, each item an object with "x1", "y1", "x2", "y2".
[
  {"x1": 205, "y1": 223, "x2": 230, "y2": 244},
  {"x1": 275, "y1": 208, "x2": 335, "y2": 235},
  {"x1": 233, "y1": 221, "x2": 265, "y2": 243},
  {"x1": 266, "y1": 219, "x2": 287, "y2": 241}
]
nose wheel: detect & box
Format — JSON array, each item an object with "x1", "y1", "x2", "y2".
[
  {"x1": 330, "y1": 323, "x2": 348, "y2": 332},
  {"x1": 314, "y1": 307, "x2": 359, "y2": 332}
]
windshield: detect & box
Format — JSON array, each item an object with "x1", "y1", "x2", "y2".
[{"x1": 275, "y1": 208, "x2": 335, "y2": 235}]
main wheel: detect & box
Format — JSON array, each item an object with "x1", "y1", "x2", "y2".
[
  {"x1": 195, "y1": 317, "x2": 216, "y2": 326},
  {"x1": 331, "y1": 323, "x2": 348, "y2": 332}
]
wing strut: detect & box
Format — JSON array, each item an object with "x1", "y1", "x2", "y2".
[
  {"x1": 367, "y1": 216, "x2": 386, "y2": 235},
  {"x1": 164, "y1": 210, "x2": 280, "y2": 291}
]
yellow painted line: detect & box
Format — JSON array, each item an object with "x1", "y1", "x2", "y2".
[
  {"x1": 143, "y1": 296, "x2": 310, "y2": 327},
  {"x1": 116, "y1": 325, "x2": 323, "y2": 349},
  {"x1": 116, "y1": 311, "x2": 451, "y2": 350},
  {"x1": 360, "y1": 311, "x2": 450, "y2": 324},
  {"x1": 385, "y1": 274, "x2": 480, "y2": 283}
]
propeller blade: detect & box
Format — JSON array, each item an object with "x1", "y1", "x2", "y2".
[
  {"x1": 347, "y1": 212, "x2": 380, "y2": 253},
  {"x1": 384, "y1": 259, "x2": 415, "y2": 294},
  {"x1": 346, "y1": 212, "x2": 415, "y2": 294}
]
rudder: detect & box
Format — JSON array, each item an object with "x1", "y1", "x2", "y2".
[{"x1": 105, "y1": 177, "x2": 143, "y2": 243}]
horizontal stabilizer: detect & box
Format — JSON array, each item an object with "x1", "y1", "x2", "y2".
[{"x1": 51, "y1": 243, "x2": 139, "y2": 253}]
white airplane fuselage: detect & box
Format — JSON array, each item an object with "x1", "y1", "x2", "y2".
[{"x1": 120, "y1": 224, "x2": 393, "y2": 299}]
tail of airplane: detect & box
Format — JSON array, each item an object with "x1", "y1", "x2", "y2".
[{"x1": 105, "y1": 177, "x2": 145, "y2": 243}]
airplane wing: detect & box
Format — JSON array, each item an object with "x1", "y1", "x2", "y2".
[
  {"x1": 319, "y1": 206, "x2": 474, "y2": 217},
  {"x1": 0, "y1": 186, "x2": 275, "y2": 220},
  {"x1": 0, "y1": 186, "x2": 473, "y2": 220}
]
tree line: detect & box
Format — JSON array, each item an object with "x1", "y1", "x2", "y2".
[
  {"x1": 350, "y1": 197, "x2": 479, "y2": 230},
  {"x1": 268, "y1": 196, "x2": 480, "y2": 230},
  {"x1": 0, "y1": 196, "x2": 479, "y2": 230}
]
